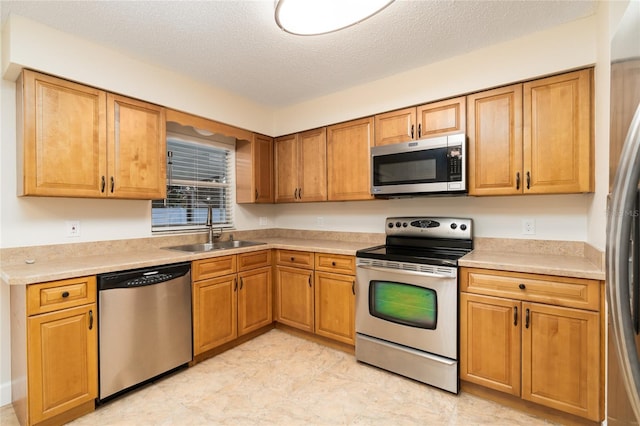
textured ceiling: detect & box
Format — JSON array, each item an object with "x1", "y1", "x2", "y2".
[{"x1": 0, "y1": 0, "x2": 597, "y2": 108}]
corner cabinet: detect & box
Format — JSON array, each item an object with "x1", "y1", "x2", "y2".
[
  {"x1": 11, "y1": 276, "x2": 98, "y2": 426},
  {"x1": 275, "y1": 128, "x2": 327, "y2": 203},
  {"x1": 236, "y1": 133, "x2": 274, "y2": 203},
  {"x1": 460, "y1": 267, "x2": 603, "y2": 422},
  {"x1": 467, "y1": 68, "x2": 593, "y2": 196},
  {"x1": 326, "y1": 117, "x2": 374, "y2": 201},
  {"x1": 17, "y1": 69, "x2": 166, "y2": 199}
]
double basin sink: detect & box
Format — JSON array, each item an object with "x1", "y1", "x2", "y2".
[{"x1": 165, "y1": 240, "x2": 266, "y2": 253}]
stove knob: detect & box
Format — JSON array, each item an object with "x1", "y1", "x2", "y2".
[
  {"x1": 460, "y1": 224, "x2": 467, "y2": 231},
  {"x1": 395, "y1": 222, "x2": 401, "y2": 228},
  {"x1": 450, "y1": 223, "x2": 457, "y2": 230},
  {"x1": 402, "y1": 222, "x2": 408, "y2": 227},
  {"x1": 387, "y1": 222, "x2": 394, "y2": 228}
]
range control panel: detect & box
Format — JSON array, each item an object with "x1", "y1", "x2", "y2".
[{"x1": 385, "y1": 217, "x2": 473, "y2": 240}]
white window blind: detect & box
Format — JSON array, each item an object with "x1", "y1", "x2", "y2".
[{"x1": 152, "y1": 134, "x2": 234, "y2": 232}]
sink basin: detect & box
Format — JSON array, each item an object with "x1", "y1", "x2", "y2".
[{"x1": 164, "y1": 240, "x2": 266, "y2": 253}]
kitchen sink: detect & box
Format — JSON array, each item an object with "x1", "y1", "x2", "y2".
[{"x1": 164, "y1": 240, "x2": 266, "y2": 253}]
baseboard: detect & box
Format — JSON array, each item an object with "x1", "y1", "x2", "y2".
[{"x1": 0, "y1": 380, "x2": 11, "y2": 407}]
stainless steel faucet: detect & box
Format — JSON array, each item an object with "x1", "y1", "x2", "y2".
[{"x1": 206, "y1": 205, "x2": 221, "y2": 244}]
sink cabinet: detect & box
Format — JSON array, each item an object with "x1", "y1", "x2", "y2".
[
  {"x1": 192, "y1": 251, "x2": 272, "y2": 356},
  {"x1": 11, "y1": 276, "x2": 98, "y2": 426},
  {"x1": 460, "y1": 267, "x2": 603, "y2": 421},
  {"x1": 18, "y1": 69, "x2": 166, "y2": 199}
]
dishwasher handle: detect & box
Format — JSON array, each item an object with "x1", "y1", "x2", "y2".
[{"x1": 98, "y1": 262, "x2": 191, "y2": 291}]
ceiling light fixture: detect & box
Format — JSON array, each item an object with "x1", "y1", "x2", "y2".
[{"x1": 274, "y1": 0, "x2": 395, "y2": 36}]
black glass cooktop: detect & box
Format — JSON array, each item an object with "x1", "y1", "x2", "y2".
[{"x1": 356, "y1": 244, "x2": 471, "y2": 267}]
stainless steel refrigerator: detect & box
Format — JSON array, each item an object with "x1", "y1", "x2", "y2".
[{"x1": 607, "y1": 1, "x2": 640, "y2": 424}]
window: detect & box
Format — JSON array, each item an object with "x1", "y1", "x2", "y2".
[{"x1": 152, "y1": 132, "x2": 234, "y2": 232}]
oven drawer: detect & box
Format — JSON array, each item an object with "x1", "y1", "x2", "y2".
[
  {"x1": 315, "y1": 253, "x2": 355, "y2": 275},
  {"x1": 27, "y1": 276, "x2": 97, "y2": 315},
  {"x1": 460, "y1": 267, "x2": 600, "y2": 311},
  {"x1": 276, "y1": 250, "x2": 314, "y2": 269}
]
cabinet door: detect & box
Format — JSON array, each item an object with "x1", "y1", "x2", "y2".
[
  {"x1": 107, "y1": 94, "x2": 166, "y2": 199},
  {"x1": 416, "y1": 96, "x2": 466, "y2": 138},
  {"x1": 298, "y1": 128, "x2": 327, "y2": 202},
  {"x1": 275, "y1": 266, "x2": 314, "y2": 332},
  {"x1": 467, "y1": 84, "x2": 523, "y2": 196},
  {"x1": 20, "y1": 70, "x2": 107, "y2": 197},
  {"x1": 27, "y1": 304, "x2": 97, "y2": 424},
  {"x1": 314, "y1": 271, "x2": 355, "y2": 345},
  {"x1": 236, "y1": 134, "x2": 273, "y2": 204},
  {"x1": 238, "y1": 266, "x2": 273, "y2": 336},
  {"x1": 274, "y1": 134, "x2": 299, "y2": 203},
  {"x1": 522, "y1": 302, "x2": 600, "y2": 420},
  {"x1": 523, "y1": 69, "x2": 593, "y2": 194},
  {"x1": 460, "y1": 293, "x2": 521, "y2": 396},
  {"x1": 374, "y1": 107, "x2": 416, "y2": 146},
  {"x1": 193, "y1": 275, "x2": 238, "y2": 355},
  {"x1": 327, "y1": 117, "x2": 374, "y2": 201}
]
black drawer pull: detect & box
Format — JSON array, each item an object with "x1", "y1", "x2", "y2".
[
  {"x1": 290, "y1": 257, "x2": 295, "y2": 261},
  {"x1": 61, "y1": 291, "x2": 70, "y2": 298},
  {"x1": 518, "y1": 283, "x2": 526, "y2": 290},
  {"x1": 331, "y1": 261, "x2": 336, "y2": 266}
]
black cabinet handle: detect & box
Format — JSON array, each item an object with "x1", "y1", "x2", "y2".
[
  {"x1": 525, "y1": 308, "x2": 530, "y2": 329},
  {"x1": 526, "y1": 171, "x2": 531, "y2": 190},
  {"x1": 89, "y1": 310, "x2": 93, "y2": 330},
  {"x1": 308, "y1": 276, "x2": 311, "y2": 287},
  {"x1": 352, "y1": 280, "x2": 355, "y2": 295},
  {"x1": 290, "y1": 257, "x2": 295, "y2": 261},
  {"x1": 239, "y1": 277, "x2": 244, "y2": 290},
  {"x1": 418, "y1": 123, "x2": 422, "y2": 138},
  {"x1": 234, "y1": 277, "x2": 238, "y2": 291},
  {"x1": 516, "y1": 172, "x2": 520, "y2": 190},
  {"x1": 331, "y1": 262, "x2": 336, "y2": 267},
  {"x1": 410, "y1": 124, "x2": 414, "y2": 139},
  {"x1": 110, "y1": 176, "x2": 115, "y2": 193},
  {"x1": 255, "y1": 190, "x2": 259, "y2": 200},
  {"x1": 513, "y1": 306, "x2": 518, "y2": 326},
  {"x1": 518, "y1": 283, "x2": 526, "y2": 290},
  {"x1": 101, "y1": 176, "x2": 106, "y2": 193},
  {"x1": 298, "y1": 188, "x2": 302, "y2": 199},
  {"x1": 61, "y1": 291, "x2": 70, "y2": 298}
]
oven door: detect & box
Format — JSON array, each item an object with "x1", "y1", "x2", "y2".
[{"x1": 355, "y1": 260, "x2": 458, "y2": 359}]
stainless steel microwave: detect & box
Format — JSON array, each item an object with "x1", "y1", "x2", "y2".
[{"x1": 370, "y1": 133, "x2": 466, "y2": 197}]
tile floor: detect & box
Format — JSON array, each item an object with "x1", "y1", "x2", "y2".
[{"x1": 1, "y1": 329, "x2": 556, "y2": 425}]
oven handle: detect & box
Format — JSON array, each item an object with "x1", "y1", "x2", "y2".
[{"x1": 356, "y1": 264, "x2": 454, "y2": 279}]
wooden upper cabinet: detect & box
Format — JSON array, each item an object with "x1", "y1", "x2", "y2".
[
  {"x1": 374, "y1": 97, "x2": 466, "y2": 146},
  {"x1": 236, "y1": 133, "x2": 274, "y2": 203},
  {"x1": 327, "y1": 117, "x2": 374, "y2": 201},
  {"x1": 467, "y1": 84, "x2": 523, "y2": 196},
  {"x1": 107, "y1": 94, "x2": 166, "y2": 199},
  {"x1": 18, "y1": 69, "x2": 107, "y2": 197},
  {"x1": 468, "y1": 68, "x2": 593, "y2": 196},
  {"x1": 523, "y1": 69, "x2": 593, "y2": 194},
  {"x1": 18, "y1": 69, "x2": 166, "y2": 199},
  {"x1": 274, "y1": 128, "x2": 327, "y2": 203}
]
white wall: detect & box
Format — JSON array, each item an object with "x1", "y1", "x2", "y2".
[{"x1": 0, "y1": 10, "x2": 609, "y2": 407}]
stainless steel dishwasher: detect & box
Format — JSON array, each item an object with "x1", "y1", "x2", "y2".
[{"x1": 97, "y1": 262, "x2": 192, "y2": 401}]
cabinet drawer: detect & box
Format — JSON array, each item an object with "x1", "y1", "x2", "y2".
[
  {"x1": 276, "y1": 250, "x2": 314, "y2": 269},
  {"x1": 460, "y1": 267, "x2": 600, "y2": 311},
  {"x1": 314, "y1": 253, "x2": 355, "y2": 275},
  {"x1": 27, "y1": 276, "x2": 97, "y2": 316},
  {"x1": 238, "y1": 250, "x2": 272, "y2": 271},
  {"x1": 193, "y1": 255, "x2": 237, "y2": 281}
]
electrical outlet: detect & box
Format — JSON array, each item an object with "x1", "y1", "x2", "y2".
[
  {"x1": 522, "y1": 219, "x2": 536, "y2": 235},
  {"x1": 316, "y1": 216, "x2": 324, "y2": 227},
  {"x1": 65, "y1": 220, "x2": 81, "y2": 237},
  {"x1": 259, "y1": 217, "x2": 268, "y2": 226}
]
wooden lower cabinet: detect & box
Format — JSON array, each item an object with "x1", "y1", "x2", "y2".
[
  {"x1": 192, "y1": 251, "x2": 272, "y2": 356},
  {"x1": 460, "y1": 267, "x2": 602, "y2": 421},
  {"x1": 275, "y1": 265, "x2": 314, "y2": 332},
  {"x1": 11, "y1": 277, "x2": 98, "y2": 426},
  {"x1": 314, "y1": 271, "x2": 355, "y2": 345}
]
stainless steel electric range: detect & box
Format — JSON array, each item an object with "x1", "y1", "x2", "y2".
[{"x1": 355, "y1": 217, "x2": 473, "y2": 394}]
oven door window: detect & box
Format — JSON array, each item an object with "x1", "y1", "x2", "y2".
[
  {"x1": 368, "y1": 280, "x2": 437, "y2": 329},
  {"x1": 373, "y1": 147, "x2": 449, "y2": 186}
]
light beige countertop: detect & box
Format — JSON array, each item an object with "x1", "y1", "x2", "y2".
[
  {"x1": 0, "y1": 236, "x2": 375, "y2": 286},
  {"x1": 0, "y1": 231, "x2": 605, "y2": 285}
]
